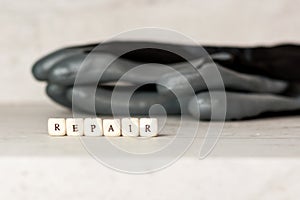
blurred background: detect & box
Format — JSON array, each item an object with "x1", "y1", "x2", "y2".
[{"x1": 1, "y1": 0, "x2": 299, "y2": 104}]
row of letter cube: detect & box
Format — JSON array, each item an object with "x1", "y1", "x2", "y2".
[{"x1": 48, "y1": 118, "x2": 158, "y2": 137}]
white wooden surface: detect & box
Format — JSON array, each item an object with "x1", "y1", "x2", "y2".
[{"x1": 0, "y1": 102, "x2": 300, "y2": 199}]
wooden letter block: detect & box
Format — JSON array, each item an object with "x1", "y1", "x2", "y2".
[
  {"x1": 139, "y1": 118, "x2": 158, "y2": 137},
  {"x1": 48, "y1": 118, "x2": 66, "y2": 136},
  {"x1": 121, "y1": 118, "x2": 139, "y2": 137},
  {"x1": 84, "y1": 118, "x2": 103, "y2": 136},
  {"x1": 103, "y1": 119, "x2": 121, "y2": 136},
  {"x1": 66, "y1": 118, "x2": 84, "y2": 136}
]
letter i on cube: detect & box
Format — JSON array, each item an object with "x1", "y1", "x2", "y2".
[{"x1": 121, "y1": 118, "x2": 139, "y2": 137}]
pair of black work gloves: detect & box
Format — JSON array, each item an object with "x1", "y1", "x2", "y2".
[{"x1": 32, "y1": 41, "x2": 300, "y2": 120}]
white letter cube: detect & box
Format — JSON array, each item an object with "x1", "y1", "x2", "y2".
[
  {"x1": 66, "y1": 118, "x2": 84, "y2": 136},
  {"x1": 48, "y1": 118, "x2": 66, "y2": 136},
  {"x1": 84, "y1": 118, "x2": 103, "y2": 136},
  {"x1": 139, "y1": 118, "x2": 158, "y2": 137},
  {"x1": 103, "y1": 119, "x2": 121, "y2": 136},
  {"x1": 121, "y1": 118, "x2": 139, "y2": 137}
]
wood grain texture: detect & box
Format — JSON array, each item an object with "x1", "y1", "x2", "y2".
[{"x1": 0, "y1": 103, "x2": 300, "y2": 199}]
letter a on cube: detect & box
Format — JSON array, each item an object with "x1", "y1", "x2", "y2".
[{"x1": 103, "y1": 119, "x2": 121, "y2": 136}]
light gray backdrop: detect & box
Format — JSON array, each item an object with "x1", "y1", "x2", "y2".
[{"x1": 1, "y1": 0, "x2": 299, "y2": 104}]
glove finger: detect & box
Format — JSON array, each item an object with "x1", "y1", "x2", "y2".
[
  {"x1": 33, "y1": 40, "x2": 214, "y2": 82},
  {"x1": 91, "y1": 41, "x2": 207, "y2": 63},
  {"x1": 46, "y1": 84, "x2": 72, "y2": 108},
  {"x1": 48, "y1": 53, "x2": 186, "y2": 86},
  {"x1": 157, "y1": 61, "x2": 288, "y2": 94},
  {"x1": 217, "y1": 63, "x2": 288, "y2": 93},
  {"x1": 188, "y1": 91, "x2": 300, "y2": 121},
  {"x1": 66, "y1": 85, "x2": 183, "y2": 115},
  {"x1": 32, "y1": 44, "x2": 97, "y2": 81}
]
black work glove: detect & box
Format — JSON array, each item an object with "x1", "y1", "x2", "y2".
[{"x1": 32, "y1": 41, "x2": 300, "y2": 120}]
